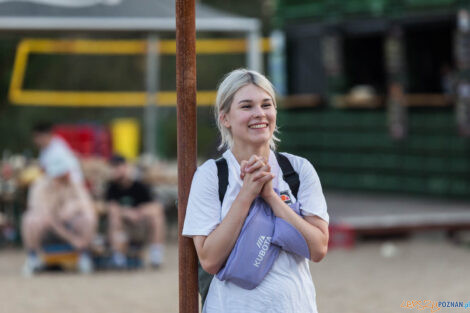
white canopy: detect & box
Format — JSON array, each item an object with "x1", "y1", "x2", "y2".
[
  {"x1": 0, "y1": 0, "x2": 121, "y2": 8},
  {"x1": 0, "y1": 0, "x2": 260, "y2": 32}
]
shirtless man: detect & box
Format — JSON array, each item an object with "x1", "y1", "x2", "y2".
[{"x1": 22, "y1": 154, "x2": 96, "y2": 275}]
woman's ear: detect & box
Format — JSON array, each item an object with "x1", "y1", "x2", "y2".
[{"x1": 220, "y1": 113, "x2": 230, "y2": 128}]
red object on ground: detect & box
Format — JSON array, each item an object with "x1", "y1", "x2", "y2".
[{"x1": 328, "y1": 223, "x2": 356, "y2": 249}]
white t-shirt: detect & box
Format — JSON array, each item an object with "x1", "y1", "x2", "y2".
[
  {"x1": 182, "y1": 149, "x2": 329, "y2": 313},
  {"x1": 39, "y1": 136, "x2": 84, "y2": 183}
]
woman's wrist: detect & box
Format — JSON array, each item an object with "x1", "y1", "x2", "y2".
[
  {"x1": 264, "y1": 192, "x2": 295, "y2": 220},
  {"x1": 238, "y1": 187, "x2": 258, "y2": 206},
  {"x1": 262, "y1": 189, "x2": 280, "y2": 205}
]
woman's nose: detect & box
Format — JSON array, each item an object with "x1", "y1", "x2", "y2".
[{"x1": 252, "y1": 104, "x2": 265, "y2": 117}]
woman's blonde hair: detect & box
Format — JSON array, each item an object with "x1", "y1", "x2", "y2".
[{"x1": 214, "y1": 68, "x2": 280, "y2": 151}]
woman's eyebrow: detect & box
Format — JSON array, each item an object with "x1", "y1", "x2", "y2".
[{"x1": 238, "y1": 98, "x2": 272, "y2": 104}]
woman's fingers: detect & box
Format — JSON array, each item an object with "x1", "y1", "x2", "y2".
[
  {"x1": 240, "y1": 160, "x2": 248, "y2": 179},
  {"x1": 248, "y1": 154, "x2": 260, "y2": 164},
  {"x1": 246, "y1": 164, "x2": 271, "y2": 180},
  {"x1": 246, "y1": 155, "x2": 263, "y2": 169},
  {"x1": 246, "y1": 157, "x2": 269, "y2": 173},
  {"x1": 241, "y1": 155, "x2": 271, "y2": 181},
  {"x1": 251, "y1": 171, "x2": 266, "y2": 181},
  {"x1": 257, "y1": 164, "x2": 271, "y2": 174},
  {"x1": 247, "y1": 160, "x2": 264, "y2": 172},
  {"x1": 252, "y1": 170, "x2": 274, "y2": 182},
  {"x1": 258, "y1": 173, "x2": 275, "y2": 184}
]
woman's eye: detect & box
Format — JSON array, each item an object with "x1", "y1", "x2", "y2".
[
  {"x1": 262, "y1": 103, "x2": 272, "y2": 107},
  {"x1": 241, "y1": 105, "x2": 251, "y2": 109}
]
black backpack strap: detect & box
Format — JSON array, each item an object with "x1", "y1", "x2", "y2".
[
  {"x1": 275, "y1": 152, "x2": 300, "y2": 199},
  {"x1": 198, "y1": 157, "x2": 228, "y2": 307},
  {"x1": 215, "y1": 157, "x2": 229, "y2": 205}
]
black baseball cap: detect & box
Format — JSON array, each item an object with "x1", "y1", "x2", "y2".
[{"x1": 109, "y1": 154, "x2": 126, "y2": 166}]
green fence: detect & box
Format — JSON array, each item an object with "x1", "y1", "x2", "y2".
[{"x1": 278, "y1": 108, "x2": 470, "y2": 197}]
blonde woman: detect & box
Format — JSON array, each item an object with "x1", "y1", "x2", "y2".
[{"x1": 182, "y1": 69, "x2": 329, "y2": 312}]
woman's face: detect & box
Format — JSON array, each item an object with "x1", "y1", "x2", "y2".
[{"x1": 222, "y1": 83, "x2": 276, "y2": 148}]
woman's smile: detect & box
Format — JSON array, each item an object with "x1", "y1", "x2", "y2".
[{"x1": 248, "y1": 123, "x2": 269, "y2": 129}]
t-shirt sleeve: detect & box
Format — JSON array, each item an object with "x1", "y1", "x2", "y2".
[
  {"x1": 297, "y1": 158, "x2": 329, "y2": 223},
  {"x1": 182, "y1": 160, "x2": 221, "y2": 237}
]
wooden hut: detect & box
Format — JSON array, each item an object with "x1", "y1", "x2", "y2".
[{"x1": 275, "y1": 0, "x2": 470, "y2": 197}]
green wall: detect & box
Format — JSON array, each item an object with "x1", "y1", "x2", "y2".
[{"x1": 278, "y1": 108, "x2": 470, "y2": 198}]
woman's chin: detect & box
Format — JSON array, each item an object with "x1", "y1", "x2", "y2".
[{"x1": 245, "y1": 135, "x2": 271, "y2": 147}]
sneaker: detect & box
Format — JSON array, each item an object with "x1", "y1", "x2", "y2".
[
  {"x1": 22, "y1": 253, "x2": 42, "y2": 277},
  {"x1": 78, "y1": 252, "x2": 94, "y2": 274},
  {"x1": 111, "y1": 251, "x2": 127, "y2": 269},
  {"x1": 149, "y1": 244, "x2": 164, "y2": 268}
]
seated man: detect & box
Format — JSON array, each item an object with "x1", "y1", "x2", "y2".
[
  {"x1": 105, "y1": 155, "x2": 166, "y2": 268},
  {"x1": 22, "y1": 154, "x2": 97, "y2": 276}
]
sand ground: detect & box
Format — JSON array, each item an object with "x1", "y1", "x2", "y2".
[{"x1": 1, "y1": 234, "x2": 469, "y2": 313}]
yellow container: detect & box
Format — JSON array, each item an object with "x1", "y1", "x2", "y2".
[{"x1": 111, "y1": 118, "x2": 140, "y2": 160}]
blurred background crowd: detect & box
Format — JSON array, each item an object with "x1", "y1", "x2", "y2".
[{"x1": 0, "y1": 0, "x2": 470, "y2": 312}]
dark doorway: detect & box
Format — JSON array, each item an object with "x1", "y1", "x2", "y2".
[
  {"x1": 405, "y1": 20, "x2": 455, "y2": 93},
  {"x1": 343, "y1": 34, "x2": 386, "y2": 94}
]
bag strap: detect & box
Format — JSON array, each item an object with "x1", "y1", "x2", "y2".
[
  {"x1": 215, "y1": 157, "x2": 229, "y2": 205},
  {"x1": 274, "y1": 152, "x2": 300, "y2": 200}
]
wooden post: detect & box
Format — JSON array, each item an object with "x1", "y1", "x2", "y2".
[
  {"x1": 385, "y1": 26, "x2": 408, "y2": 139},
  {"x1": 321, "y1": 33, "x2": 345, "y2": 106},
  {"x1": 176, "y1": 0, "x2": 199, "y2": 313},
  {"x1": 456, "y1": 9, "x2": 470, "y2": 136}
]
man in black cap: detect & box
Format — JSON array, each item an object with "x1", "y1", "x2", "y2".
[{"x1": 105, "y1": 155, "x2": 166, "y2": 268}]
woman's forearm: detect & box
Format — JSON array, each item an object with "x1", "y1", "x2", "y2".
[
  {"x1": 264, "y1": 193, "x2": 329, "y2": 262},
  {"x1": 195, "y1": 190, "x2": 254, "y2": 274}
]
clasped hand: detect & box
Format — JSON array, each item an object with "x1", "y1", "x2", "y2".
[{"x1": 239, "y1": 155, "x2": 276, "y2": 201}]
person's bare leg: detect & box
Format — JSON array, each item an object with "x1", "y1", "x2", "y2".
[
  {"x1": 140, "y1": 202, "x2": 166, "y2": 266},
  {"x1": 21, "y1": 212, "x2": 51, "y2": 275},
  {"x1": 70, "y1": 214, "x2": 96, "y2": 248},
  {"x1": 140, "y1": 202, "x2": 166, "y2": 245},
  {"x1": 68, "y1": 213, "x2": 97, "y2": 274},
  {"x1": 108, "y1": 203, "x2": 129, "y2": 268},
  {"x1": 108, "y1": 203, "x2": 127, "y2": 253},
  {"x1": 21, "y1": 212, "x2": 50, "y2": 252}
]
